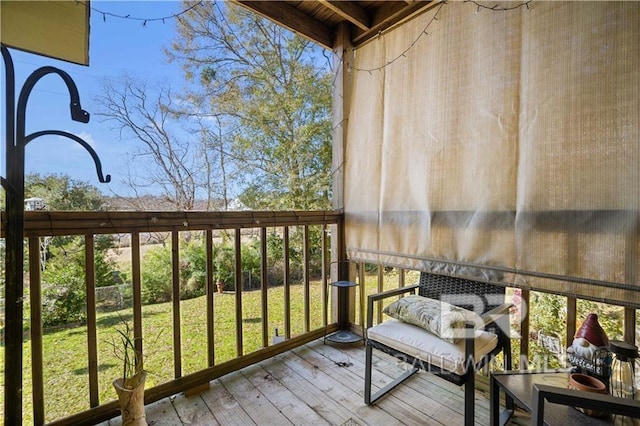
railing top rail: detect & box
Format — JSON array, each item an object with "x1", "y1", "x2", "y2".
[{"x1": 0, "y1": 210, "x2": 342, "y2": 237}]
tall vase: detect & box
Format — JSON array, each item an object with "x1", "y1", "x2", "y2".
[{"x1": 113, "y1": 371, "x2": 148, "y2": 426}]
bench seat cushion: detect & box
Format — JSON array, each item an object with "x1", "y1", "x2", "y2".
[{"x1": 367, "y1": 319, "x2": 498, "y2": 376}]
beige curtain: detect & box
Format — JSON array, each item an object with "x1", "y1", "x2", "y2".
[{"x1": 344, "y1": 2, "x2": 640, "y2": 307}]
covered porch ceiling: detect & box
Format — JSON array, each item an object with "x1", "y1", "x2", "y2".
[{"x1": 233, "y1": 0, "x2": 437, "y2": 49}]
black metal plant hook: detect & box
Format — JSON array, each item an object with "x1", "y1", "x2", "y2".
[
  {"x1": 15, "y1": 62, "x2": 111, "y2": 183},
  {"x1": 25, "y1": 130, "x2": 111, "y2": 183},
  {"x1": 1, "y1": 44, "x2": 111, "y2": 186},
  {"x1": 1, "y1": 42, "x2": 110, "y2": 425},
  {"x1": 1, "y1": 44, "x2": 15, "y2": 191}
]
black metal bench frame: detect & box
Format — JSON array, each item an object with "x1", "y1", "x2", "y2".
[{"x1": 364, "y1": 272, "x2": 513, "y2": 426}]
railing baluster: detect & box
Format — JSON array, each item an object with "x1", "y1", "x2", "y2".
[
  {"x1": 321, "y1": 225, "x2": 328, "y2": 330},
  {"x1": 283, "y1": 226, "x2": 291, "y2": 339},
  {"x1": 261, "y1": 227, "x2": 269, "y2": 347},
  {"x1": 28, "y1": 237, "x2": 44, "y2": 425},
  {"x1": 566, "y1": 297, "x2": 577, "y2": 351},
  {"x1": 206, "y1": 229, "x2": 215, "y2": 366},
  {"x1": 235, "y1": 228, "x2": 243, "y2": 356},
  {"x1": 304, "y1": 225, "x2": 311, "y2": 333},
  {"x1": 84, "y1": 234, "x2": 99, "y2": 407},
  {"x1": 624, "y1": 230, "x2": 637, "y2": 345},
  {"x1": 520, "y1": 289, "x2": 530, "y2": 369},
  {"x1": 624, "y1": 307, "x2": 636, "y2": 344},
  {"x1": 358, "y1": 261, "x2": 365, "y2": 331},
  {"x1": 171, "y1": 230, "x2": 182, "y2": 378},
  {"x1": 376, "y1": 264, "x2": 384, "y2": 325},
  {"x1": 131, "y1": 233, "x2": 143, "y2": 371}
]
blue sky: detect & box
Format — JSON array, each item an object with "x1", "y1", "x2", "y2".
[{"x1": 4, "y1": 1, "x2": 186, "y2": 196}]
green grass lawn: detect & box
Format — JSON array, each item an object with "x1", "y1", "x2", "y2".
[
  {"x1": 5, "y1": 279, "x2": 332, "y2": 424},
  {"x1": 3, "y1": 268, "x2": 406, "y2": 424}
]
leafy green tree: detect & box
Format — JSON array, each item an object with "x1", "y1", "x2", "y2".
[
  {"x1": 25, "y1": 173, "x2": 106, "y2": 211},
  {"x1": 528, "y1": 292, "x2": 567, "y2": 368},
  {"x1": 20, "y1": 174, "x2": 120, "y2": 324},
  {"x1": 168, "y1": 1, "x2": 333, "y2": 210}
]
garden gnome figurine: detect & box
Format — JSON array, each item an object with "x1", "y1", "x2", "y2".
[{"x1": 568, "y1": 313, "x2": 609, "y2": 360}]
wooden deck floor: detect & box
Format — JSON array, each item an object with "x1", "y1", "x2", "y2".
[{"x1": 103, "y1": 339, "x2": 529, "y2": 426}]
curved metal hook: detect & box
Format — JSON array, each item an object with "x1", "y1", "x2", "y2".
[
  {"x1": 25, "y1": 130, "x2": 112, "y2": 183},
  {"x1": 2, "y1": 44, "x2": 16, "y2": 191},
  {"x1": 17, "y1": 65, "x2": 90, "y2": 130},
  {"x1": 1, "y1": 44, "x2": 16, "y2": 137}
]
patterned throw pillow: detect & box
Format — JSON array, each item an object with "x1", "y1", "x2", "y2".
[{"x1": 382, "y1": 295, "x2": 479, "y2": 343}]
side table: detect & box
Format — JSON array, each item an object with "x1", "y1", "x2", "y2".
[
  {"x1": 324, "y1": 280, "x2": 363, "y2": 344},
  {"x1": 532, "y1": 383, "x2": 640, "y2": 426},
  {"x1": 490, "y1": 370, "x2": 640, "y2": 425}
]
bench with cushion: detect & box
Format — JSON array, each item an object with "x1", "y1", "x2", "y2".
[{"x1": 364, "y1": 272, "x2": 513, "y2": 426}]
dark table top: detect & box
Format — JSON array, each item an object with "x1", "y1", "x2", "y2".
[{"x1": 492, "y1": 370, "x2": 639, "y2": 425}]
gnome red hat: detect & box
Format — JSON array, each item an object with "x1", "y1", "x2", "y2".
[{"x1": 574, "y1": 313, "x2": 609, "y2": 348}]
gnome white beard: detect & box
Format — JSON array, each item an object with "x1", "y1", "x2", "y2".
[{"x1": 569, "y1": 337, "x2": 599, "y2": 360}]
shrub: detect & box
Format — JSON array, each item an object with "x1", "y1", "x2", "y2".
[
  {"x1": 181, "y1": 240, "x2": 207, "y2": 299},
  {"x1": 140, "y1": 239, "x2": 211, "y2": 302},
  {"x1": 140, "y1": 245, "x2": 173, "y2": 304},
  {"x1": 240, "y1": 239, "x2": 262, "y2": 290},
  {"x1": 41, "y1": 261, "x2": 86, "y2": 326},
  {"x1": 138, "y1": 234, "x2": 313, "y2": 303}
]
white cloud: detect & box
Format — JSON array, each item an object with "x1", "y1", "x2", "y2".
[
  {"x1": 59, "y1": 130, "x2": 97, "y2": 150},
  {"x1": 77, "y1": 131, "x2": 97, "y2": 148}
]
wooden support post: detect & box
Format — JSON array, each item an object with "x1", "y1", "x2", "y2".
[{"x1": 329, "y1": 22, "x2": 353, "y2": 327}]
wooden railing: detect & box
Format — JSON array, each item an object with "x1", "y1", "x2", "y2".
[
  {"x1": 4, "y1": 210, "x2": 638, "y2": 424},
  {"x1": 9, "y1": 210, "x2": 343, "y2": 425}
]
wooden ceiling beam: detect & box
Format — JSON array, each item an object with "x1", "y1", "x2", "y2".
[
  {"x1": 234, "y1": 0, "x2": 334, "y2": 49},
  {"x1": 235, "y1": 0, "x2": 437, "y2": 49},
  {"x1": 352, "y1": 0, "x2": 435, "y2": 45},
  {"x1": 318, "y1": 0, "x2": 371, "y2": 31}
]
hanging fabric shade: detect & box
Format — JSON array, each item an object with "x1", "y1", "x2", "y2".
[
  {"x1": 0, "y1": 0, "x2": 90, "y2": 65},
  {"x1": 344, "y1": 1, "x2": 640, "y2": 308}
]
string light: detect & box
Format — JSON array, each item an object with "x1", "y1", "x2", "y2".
[
  {"x1": 350, "y1": 1, "x2": 446, "y2": 73},
  {"x1": 80, "y1": 1, "x2": 204, "y2": 25},
  {"x1": 467, "y1": 0, "x2": 532, "y2": 12},
  {"x1": 350, "y1": 0, "x2": 531, "y2": 74}
]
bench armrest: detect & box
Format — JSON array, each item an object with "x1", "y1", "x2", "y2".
[{"x1": 480, "y1": 302, "x2": 513, "y2": 328}]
